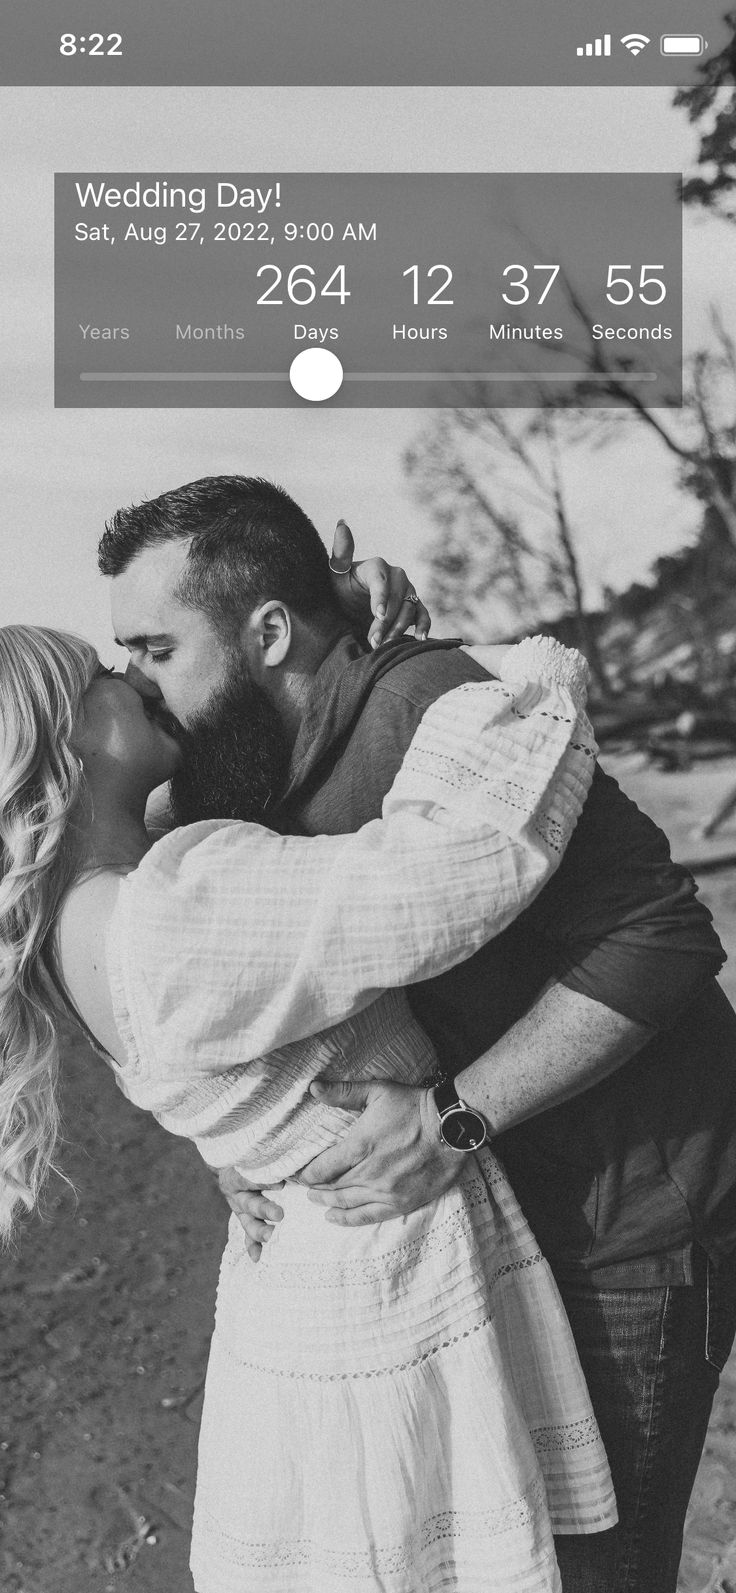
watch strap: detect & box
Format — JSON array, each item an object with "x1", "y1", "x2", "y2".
[{"x1": 433, "y1": 1075, "x2": 464, "y2": 1117}]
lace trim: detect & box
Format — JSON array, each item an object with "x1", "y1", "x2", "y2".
[
  {"x1": 225, "y1": 1164, "x2": 538, "y2": 1292},
  {"x1": 405, "y1": 733, "x2": 578, "y2": 808},
  {"x1": 244, "y1": 1210, "x2": 543, "y2": 1291},
  {"x1": 194, "y1": 1477, "x2": 551, "y2": 1575},
  {"x1": 217, "y1": 1309, "x2": 501, "y2": 1380},
  {"x1": 406, "y1": 744, "x2": 537, "y2": 799},
  {"x1": 531, "y1": 1415, "x2": 601, "y2": 1453},
  {"x1": 399, "y1": 685, "x2": 596, "y2": 861}
]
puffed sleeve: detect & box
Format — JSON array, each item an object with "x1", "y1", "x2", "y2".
[{"x1": 107, "y1": 637, "x2": 597, "y2": 1084}]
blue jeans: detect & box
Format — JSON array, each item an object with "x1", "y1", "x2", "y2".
[{"x1": 553, "y1": 1252, "x2": 736, "y2": 1593}]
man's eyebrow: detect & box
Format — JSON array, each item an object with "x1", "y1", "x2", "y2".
[{"x1": 114, "y1": 632, "x2": 173, "y2": 650}]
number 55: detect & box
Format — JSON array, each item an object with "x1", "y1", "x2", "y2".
[{"x1": 606, "y1": 265, "x2": 666, "y2": 306}]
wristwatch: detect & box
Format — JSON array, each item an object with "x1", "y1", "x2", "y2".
[{"x1": 432, "y1": 1077, "x2": 487, "y2": 1153}]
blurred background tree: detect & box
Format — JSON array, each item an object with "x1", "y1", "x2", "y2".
[
  {"x1": 676, "y1": 12, "x2": 735, "y2": 223},
  {"x1": 404, "y1": 327, "x2": 736, "y2": 699},
  {"x1": 403, "y1": 406, "x2": 613, "y2": 693},
  {"x1": 404, "y1": 31, "x2": 736, "y2": 701}
]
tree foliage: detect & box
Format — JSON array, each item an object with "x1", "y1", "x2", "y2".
[
  {"x1": 404, "y1": 328, "x2": 736, "y2": 697},
  {"x1": 675, "y1": 13, "x2": 736, "y2": 222},
  {"x1": 404, "y1": 406, "x2": 613, "y2": 692}
]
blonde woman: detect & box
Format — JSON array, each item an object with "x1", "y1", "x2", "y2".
[{"x1": 0, "y1": 624, "x2": 614, "y2": 1593}]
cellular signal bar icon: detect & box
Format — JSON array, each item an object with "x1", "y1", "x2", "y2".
[{"x1": 576, "y1": 33, "x2": 612, "y2": 55}]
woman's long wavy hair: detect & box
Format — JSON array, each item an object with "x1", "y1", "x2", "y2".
[{"x1": 0, "y1": 625, "x2": 98, "y2": 1243}]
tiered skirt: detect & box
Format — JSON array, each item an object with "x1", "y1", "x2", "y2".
[{"x1": 191, "y1": 1149, "x2": 616, "y2": 1592}]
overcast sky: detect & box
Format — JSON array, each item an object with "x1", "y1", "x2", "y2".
[{"x1": 1, "y1": 86, "x2": 733, "y2": 655}]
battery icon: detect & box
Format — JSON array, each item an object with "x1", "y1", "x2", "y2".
[{"x1": 660, "y1": 34, "x2": 707, "y2": 54}]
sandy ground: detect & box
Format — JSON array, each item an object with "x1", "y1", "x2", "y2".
[{"x1": 3, "y1": 756, "x2": 736, "y2": 1593}]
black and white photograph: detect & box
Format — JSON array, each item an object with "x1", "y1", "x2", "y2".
[{"x1": 2, "y1": 32, "x2": 736, "y2": 1593}]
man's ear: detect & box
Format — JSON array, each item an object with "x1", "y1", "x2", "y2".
[{"x1": 246, "y1": 600, "x2": 292, "y2": 671}]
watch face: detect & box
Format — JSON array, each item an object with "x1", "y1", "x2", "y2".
[{"x1": 439, "y1": 1108, "x2": 487, "y2": 1152}]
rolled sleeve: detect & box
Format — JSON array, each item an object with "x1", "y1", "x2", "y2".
[{"x1": 530, "y1": 766, "x2": 725, "y2": 1028}]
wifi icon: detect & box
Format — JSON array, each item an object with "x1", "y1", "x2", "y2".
[{"x1": 621, "y1": 32, "x2": 651, "y2": 54}]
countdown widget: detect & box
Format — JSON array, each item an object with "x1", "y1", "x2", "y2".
[{"x1": 55, "y1": 171, "x2": 683, "y2": 408}]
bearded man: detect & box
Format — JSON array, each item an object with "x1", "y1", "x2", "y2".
[{"x1": 101, "y1": 473, "x2": 736, "y2": 1593}]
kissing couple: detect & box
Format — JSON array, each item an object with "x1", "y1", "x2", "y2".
[{"x1": 2, "y1": 475, "x2": 735, "y2": 1592}]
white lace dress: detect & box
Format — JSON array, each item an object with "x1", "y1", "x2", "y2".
[{"x1": 104, "y1": 639, "x2": 615, "y2": 1593}]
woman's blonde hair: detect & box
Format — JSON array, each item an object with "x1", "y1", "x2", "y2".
[{"x1": 0, "y1": 625, "x2": 98, "y2": 1242}]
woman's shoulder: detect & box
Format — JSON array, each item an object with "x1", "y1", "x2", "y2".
[{"x1": 60, "y1": 870, "x2": 123, "y2": 940}]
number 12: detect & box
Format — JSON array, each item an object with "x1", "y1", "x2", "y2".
[{"x1": 403, "y1": 265, "x2": 454, "y2": 305}]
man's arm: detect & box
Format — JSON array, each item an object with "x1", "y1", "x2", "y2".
[
  {"x1": 299, "y1": 984, "x2": 650, "y2": 1224},
  {"x1": 222, "y1": 983, "x2": 649, "y2": 1248},
  {"x1": 219, "y1": 647, "x2": 721, "y2": 1249},
  {"x1": 457, "y1": 980, "x2": 651, "y2": 1131},
  {"x1": 296, "y1": 778, "x2": 723, "y2": 1225}
]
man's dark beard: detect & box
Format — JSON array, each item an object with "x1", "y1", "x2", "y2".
[{"x1": 168, "y1": 663, "x2": 291, "y2": 826}]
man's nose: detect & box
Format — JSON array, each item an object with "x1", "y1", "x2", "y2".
[{"x1": 124, "y1": 660, "x2": 163, "y2": 700}]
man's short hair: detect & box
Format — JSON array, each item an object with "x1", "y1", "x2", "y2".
[{"x1": 98, "y1": 475, "x2": 341, "y2": 638}]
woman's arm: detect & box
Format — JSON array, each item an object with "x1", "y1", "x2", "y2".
[
  {"x1": 327, "y1": 519, "x2": 431, "y2": 647},
  {"x1": 111, "y1": 638, "x2": 596, "y2": 1077}
]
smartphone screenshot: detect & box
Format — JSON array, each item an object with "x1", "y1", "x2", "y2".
[{"x1": 2, "y1": 6, "x2": 735, "y2": 1592}]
